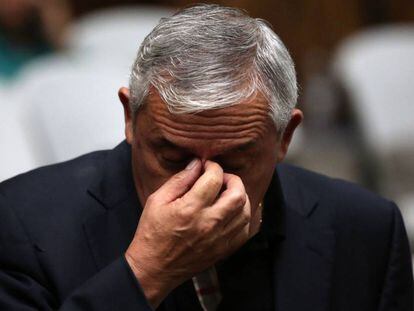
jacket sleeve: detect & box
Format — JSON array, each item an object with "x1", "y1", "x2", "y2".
[
  {"x1": 0, "y1": 192, "x2": 153, "y2": 311},
  {"x1": 60, "y1": 257, "x2": 153, "y2": 311},
  {"x1": 378, "y1": 203, "x2": 414, "y2": 311}
]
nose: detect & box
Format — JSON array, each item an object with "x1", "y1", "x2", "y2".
[{"x1": 200, "y1": 158, "x2": 208, "y2": 167}]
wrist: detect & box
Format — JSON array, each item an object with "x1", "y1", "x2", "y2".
[{"x1": 125, "y1": 250, "x2": 175, "y2": 309}]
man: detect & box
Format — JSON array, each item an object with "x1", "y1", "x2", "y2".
[{"x1": 0, "y1": 4, "x2": 412, "y2": 311}]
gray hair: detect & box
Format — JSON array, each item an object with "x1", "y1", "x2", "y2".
[{"x1": 129, "y1": 4, "x2": 297, "y2": 131}]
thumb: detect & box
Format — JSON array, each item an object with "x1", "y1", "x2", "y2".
[{"x1": 153, "y1": 159, "x2": 202, "y2": 204}]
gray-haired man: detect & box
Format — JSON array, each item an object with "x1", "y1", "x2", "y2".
[{"x1": 0, "y1": 4, "x2": 412, "y2": 311}]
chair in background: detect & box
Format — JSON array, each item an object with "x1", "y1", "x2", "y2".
[
  {"x1": 398, "y1": 194, "x2": 414, "y2": 272},
  {"x1": 3, "y1": 5, "x2": 174, "y2": 173},
  {"x1": 64, "y1": 6, "x2": 173, "y2": 80},
  {"x1": 13, "y1": 68, "x2": 125, "y2": 167},
  {"x1": 332, "y1": 24, "x2": 414, "y2": 195},
  {"x1": 331, "y1": 24, "x2": 414, "y2": 262},
  {"x1": 0, "y1": 88, "x2": 37, "y2": 182}
]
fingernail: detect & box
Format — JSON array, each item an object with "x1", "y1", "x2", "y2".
[{"x1": 186, "y1": 158, "x2": 198, "y2": 170}]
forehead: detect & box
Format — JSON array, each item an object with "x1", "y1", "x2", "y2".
[{"x1": 137, "y1": 91, "x2": 276, "y2": 156}]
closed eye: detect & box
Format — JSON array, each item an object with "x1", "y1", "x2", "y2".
[{"x1": 159, "y1": 154, "x2": 191, "y2": 170}]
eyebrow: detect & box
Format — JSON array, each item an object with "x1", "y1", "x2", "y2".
[
  {"x1": 230, "y1": 140, "x2": 257, "y2": 152},
  {"x1": 152, "y1": 136, "x2": 258, "y2": 154},
  {"x1": 152, "y1": 137, "x2": 181, "y2": 149}
]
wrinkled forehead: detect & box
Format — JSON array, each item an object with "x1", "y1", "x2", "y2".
[{"x1": 140, "y1": 91, "x2": 276, "y2": 156}]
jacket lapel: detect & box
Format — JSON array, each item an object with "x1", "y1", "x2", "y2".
[
  {"x1": 83, "y1": 142, "x2": 141, "y2": 270},
  {"x1": 272, "y1": 165, "x2": 335, "y2": 311}
]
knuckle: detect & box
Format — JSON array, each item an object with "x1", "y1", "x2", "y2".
[
  {"x1": 171, "y1": 171, "x2": 186, "y2": 184},
  {"x1": 175, "y1": 202, "x2": 194, "y2": 220},
  {"x1": 146, "y1": 193, "x2": 157, "y2": 206},
  {"x1": 209, "y1": 216, "x2": 222, "y2": 229},
  {"x1": 242, "y1": 209, "x2": 251, "y2": 224},
  {"x1": 208, "y1": 161, "x2": 223, "y2": 173},
  {"x1": 198, "y1": 214, "x2": 221, "y2": 236},
  {"x1": 199, "y1": 222, "x2": 214, "y2": 236},
  {"x1": 213, "y1": 162, "x2": 224, "y2": 175},
  {"x1": 228, "y1": 190, "x2": 246, "y2": 207},
  {"x1": 207, "y1": 174, "x2": 222, "y2": 190},
  {"x1": 229, "y1": 173, "x2": 242, "y2": 185}
]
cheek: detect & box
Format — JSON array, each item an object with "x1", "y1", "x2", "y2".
[
  {"x1": 131, "y1": 139, "x2": 173, "y2": 204},
  {"x1": 240, "y1": 152, "x2": 276, "y2": 210},
  {"x1": 242, "y1": 168, "x2": 271, "y2": 206}
]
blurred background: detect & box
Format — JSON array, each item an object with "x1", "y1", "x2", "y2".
[{"x1": 1, "y1": 0, "x2": 413, "y2": 269}]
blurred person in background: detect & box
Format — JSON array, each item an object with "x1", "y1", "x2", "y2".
[
  {"x1": 0, "y1": 0, "x2": 70, "y2": 81},
  {"x1": 0, "y1": 3, "x2": 413, "y2": 311}
]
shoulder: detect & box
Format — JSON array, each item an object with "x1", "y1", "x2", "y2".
[
  {"x1": 0, "y1": 150, "x2": 109, "y2": 226},
  {"x1": 278, "y1": 163, "x2": 394, "y2": 207},
  {"x1": 277, "y1": 163, "x2": 398, "y2": 233},
  {"x1": 0, "y1": 150, "x2": 108, "y2": 199},
  {"x1": 277, "y1": 164, "x2": 407, "y2": 272}
]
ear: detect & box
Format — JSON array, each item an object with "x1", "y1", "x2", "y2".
[
  {"x1": 277, "y1": 109, "x2": 303, "y2": 162},
  {"x1": 118, "y1": 87, "x2": 134, "y2": 144}
]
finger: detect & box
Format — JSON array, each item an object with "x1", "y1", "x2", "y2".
[
  {"x1": 249, "y1": 200, "x2": 263, "y2": 237},
  {"x1": 222, "y1": 194, "x2": 251, "y2": 237},
  {"x1": 183, "y1": 160, "x2": 224, "y2": 207},
  {"x1": 221, "y1": 200, "x2": 251, "y2": 258},
  {"x1": 207, "y1": 173, "x2": 247, "y2": 225},
  {"x1": 151, "y1": 158, "x2": 202, "y2": 204},
  {"x1": 225, "y1": 223, "x2": 250, "y2": 256}
]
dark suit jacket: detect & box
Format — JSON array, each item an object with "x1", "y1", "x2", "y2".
[{"x1": 0, "y1": 141, "x2": 412, "y2": 310}]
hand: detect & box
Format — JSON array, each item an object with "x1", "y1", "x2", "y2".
[{"x1": 125, "y1": 159, "x2": 252, "y2": 308}]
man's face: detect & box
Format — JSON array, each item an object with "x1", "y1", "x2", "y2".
[{"x1": 120, "y1": 88, "x2": 300, "y2": 211}]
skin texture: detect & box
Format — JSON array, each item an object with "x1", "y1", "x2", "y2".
[{"x1": 119, "y1": 86, "x2": 303, "y2": 308}]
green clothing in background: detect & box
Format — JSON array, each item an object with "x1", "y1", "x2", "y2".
[{"x1": 0, "y1": 33, "x2": 51, "y2": 80}]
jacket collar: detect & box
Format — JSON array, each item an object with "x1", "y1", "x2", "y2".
[
  {"x1": 87, "y1": 141, "x2": 137, "y2": 210},
  {"x1": 260, "y1": 163, "x2": 319, "y2": 243},
  {"x1": 84, "y1": 141, "x2": 141, "y2": 270},
  {"x1": 276, "y1": 163, "x2": 319, "y2": 218},
  {"x1": 271, "y1": 163, "x2": 335, "y2": 311}
]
